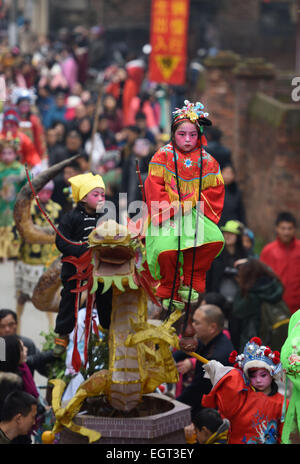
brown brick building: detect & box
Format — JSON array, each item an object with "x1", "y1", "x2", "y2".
[{"x1": 202, "y1": 51, "x2": 300, "y2": 244}]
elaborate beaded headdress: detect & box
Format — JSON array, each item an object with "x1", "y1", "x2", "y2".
[
  {"x1": 172, "y1": 100, "x2": 212, "y2": 129},
  {"x1": 229, "y1": 337, "x2": 282, "y2": 380},
  {"x1": 0, "y1": 133, "x2": 20, "y2": 152},
  {"x1": 3, "y1": 107, "x2": 20, "y2": 124}
]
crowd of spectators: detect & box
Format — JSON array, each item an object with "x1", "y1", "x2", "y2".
[{"x1": 0, "y1": 18, "x2": 299, "y2": 445}]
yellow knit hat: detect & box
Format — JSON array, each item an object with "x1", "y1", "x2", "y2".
[{"x1": 68, "y1": 173, "x2": 105, "y2": 203}]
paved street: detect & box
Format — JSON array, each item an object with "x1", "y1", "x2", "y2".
[{"x1": 0, "y1": 260, "x2": 54, "y2": 387}]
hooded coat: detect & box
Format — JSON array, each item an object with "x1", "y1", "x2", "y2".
[{"x1": 231, "y1": 276, "x2": 284, "y2": 351}]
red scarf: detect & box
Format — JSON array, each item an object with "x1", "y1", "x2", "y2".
[{"x1": 18, "y1": 363, "x2": 39, "y2": 398}]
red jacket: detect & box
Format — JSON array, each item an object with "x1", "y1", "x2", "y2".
[
  {"x1": 19, "y1": 114, "x2": 47, "y2": 159},
  {"x1": 260, "y1": 237, "x2": 300, "y2": 314},
  {"x1": 1, "y1": 129, "x2": 40, "y2": 167},
  {"x1": 144, "y1": 143, "x2": 224, "y2": 226},
  {"x1": 122, "y1": 63, "x2": 144, "y2": 126}
]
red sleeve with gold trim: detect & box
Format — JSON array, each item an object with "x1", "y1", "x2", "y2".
[
  {"x1": 200, "y1": 153, "x2": 224, "y2": 225},
  {"x1": 145, "y1": 149, "x2": 178, "y2": 226},
  {"x1": 145, "y1": 147, "x2": 224, "y2": 226},
  {"x1": 201, "y1": 184, "x2": 224, "y2": 224}
]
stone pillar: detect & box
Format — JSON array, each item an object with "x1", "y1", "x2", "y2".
[
  {"x1": 32, "y1": 0, "x2": 49, "y2": 36},
  {"x1": 235, "y1": 93, "x2": 300, "y2": 241},
  {"x1": 233, "y1": 58, "x2": 276, "y2": 183},
  {"x1": 203, "y1": 50, "x2": 241, "y2": 152}
]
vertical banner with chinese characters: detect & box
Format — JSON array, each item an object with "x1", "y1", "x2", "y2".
[{"x1": 149, "y1": 0, "x2": 190, "y2": 85}]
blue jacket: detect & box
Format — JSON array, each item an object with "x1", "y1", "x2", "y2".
[{"x1": 44, "y1": 104, "x2": 67, "y2": 129}]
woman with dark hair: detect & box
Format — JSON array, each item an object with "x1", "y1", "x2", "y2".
[
  {"x1": 0, "y1": 335, "x2": 39, "y2": 400},
  {"x1": 77, "y1": 116, "x2": 93, "y2": 146},
  {"x1": 231, "y1": 259, "x2": 285, "y2": 351},
  {"x1": 52, "y1": 120, "x2": 67, "y2": 146},
  {"x1": 102, "y1": 93, "x2": 123, "y2": 134}
]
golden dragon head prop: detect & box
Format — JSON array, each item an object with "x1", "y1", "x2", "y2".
[{"x1": 88, "y1": 219, "x2": 148, "y2": 295}]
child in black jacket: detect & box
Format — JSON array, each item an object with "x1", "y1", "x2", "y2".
[{"x1": 54, "y1": 172, "x2": 112, "y2": 356}]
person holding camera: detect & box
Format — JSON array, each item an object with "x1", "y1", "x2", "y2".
[{"x1": 206, "y1": 220, "x2": 249, "y2": 304}]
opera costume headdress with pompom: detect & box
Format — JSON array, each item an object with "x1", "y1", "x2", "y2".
[{"x1": 229, "y1": 337, "x2": 282, "y2": 382}]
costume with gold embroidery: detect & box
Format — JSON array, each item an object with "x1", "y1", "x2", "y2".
[
  {"x1": 144, "y1": 101, "x2": 225, "y2": 304},
  {"x1": 15, "y1": 198, "x2": 62, "y2": 299},
  {"x1": 0, "y1": 135, "x2": 26, "y2": 259}
]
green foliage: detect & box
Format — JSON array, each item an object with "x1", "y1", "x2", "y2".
[
  {"x1": 40, "y1": 327, "x2": 109, "y2": 384},
  {"x1": 40, "y1": 328, "x2": 70, "y2": 383},
  {"x1": 40, "y1": 327, "x2": 57, "y2": 351},
  {"x1": 80, "y1": 330, "x2": 109, "y2": 380},
  {"x1": 253, "y1": 235, "x2": 267, "y2": 257}
]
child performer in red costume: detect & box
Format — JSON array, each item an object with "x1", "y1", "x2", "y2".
[
  {"x1": 15, "y1": 90, "x2": 48, "y2": 161},
  {"x1": 1, "y1": 108, "x2": 40, "y2": 168},
  {"x1": 202, "y1": 337, "x2": 286, "y2": 444},
  {"x1": 144, "y1": 101, "x2": 224, "y2": 312}
]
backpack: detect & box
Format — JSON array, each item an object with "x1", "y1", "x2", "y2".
[{"x1": 259, "y1": 300, "x2": 290, "y2": 352}]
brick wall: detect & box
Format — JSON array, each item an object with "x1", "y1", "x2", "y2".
[
  {"x1": 58, "y1": 393, "x2": 191, "y2": 444},
  {"x1": 202, "y1": 51, "x2": 240, "y2": 151},
  {"x1": 244, "y1": 94, "x2": 300, "y2": 241},
  {"x1": 202, "y1": 51, "x2": 300, "y2": 242},
  {"x1": 233, "y1": 58, "x2": 276, "y2": 186}
]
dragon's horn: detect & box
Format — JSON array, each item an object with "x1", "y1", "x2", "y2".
[{"x1": 14, "y1": 155, "x2": 80, "y2": 244}]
